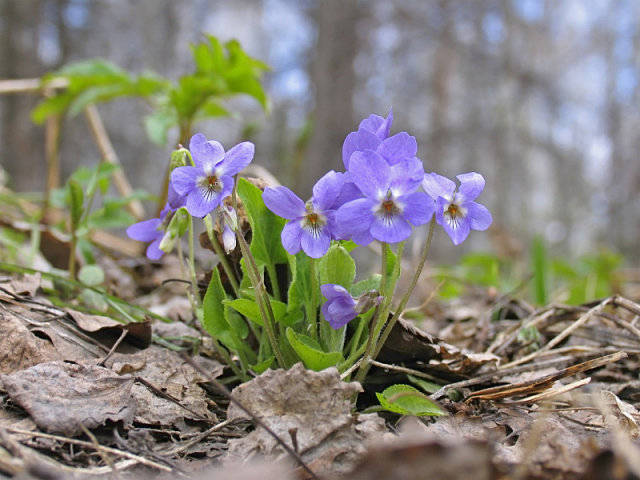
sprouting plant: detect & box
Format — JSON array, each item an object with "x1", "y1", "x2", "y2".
[
  {"x1": 32, "y1": 35, "x2": 268, "y2": 210},
  {"x1": 53, "y1": 162, "x2": 150, "y2": 277},
  {"x1": 127, "y1": 110, "x2": 492, "y2": 417}
]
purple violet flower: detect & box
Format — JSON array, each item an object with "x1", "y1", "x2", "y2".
[
  {"x1": 336, "y1": 151, "x2": 435, "y2": 245},
  {"x1": 263, "y1": 171, "x2": 344, "y2": 258},
  {"x1": 170, "y1": 133, "x2": 254, "y2": 218},
  {"x1": 342, "y1": 109, "x2": 418, "y2": 169},
  {"x1": 126, "y1": 204, "x2": 174, "y2": 260},
  {"x1": 422, "y1": 172, "x2": 492, "y2": 245},
  {"x1": 167, "y1": 181, "x2": 186, "y2": 209},
  {"x1": 321, "y1": 284, "x2": 358, "y2": 330}
]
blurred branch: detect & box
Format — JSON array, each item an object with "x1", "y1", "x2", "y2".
[{"x1": 84, "y1": 105, "x2": 145, "y2": 221}]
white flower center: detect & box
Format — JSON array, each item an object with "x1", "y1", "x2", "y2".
[
  {"x1": 374, "y1": 190, "x2": 403, "y2": 226},
  {"x1": 197, "y1": 174, "x2": 222, "y2": 201},
  {"x1": 301, "y1": 210, "x2": 327, "y2": 238},
  {"x1": 443, "y1": 200, "x2": 467, "y2": 230}
]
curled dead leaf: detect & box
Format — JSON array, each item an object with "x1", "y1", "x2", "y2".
[
  {"x1": 1, "y1": 361, "x2": 135, "y2": 436},
  {"x1": 225, "y1": 363, "x2": 387, "y2": 475}
]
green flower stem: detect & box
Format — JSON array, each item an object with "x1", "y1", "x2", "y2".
[
  {"x1": 230, "y1": 175, "x2": 285, "y2": 367},
  {"x1": 308, "y1": 257, "x2": 318, "y2": 341},
  {"x1": 339, "y1": 304, "x2": 379, "y2": 376},
  {"x1": 345, "y1": 308, "x2": 374, "y2": 364},
  {"x1": 187, "y1": 214, "x2": 201, "y2": 307},
  {"x1": 235, "y1": 226, "x2": 286, "y2": 369},
  {"x1": 379, "y1": 244, "x2": 388, "y2": 299},
  {"x1": 265, "y1": 263, "x2": 282, "y2": 302},
  {"x1": 176, "y1": 238, "x2": 198, "y2": 315},
  {"x1": 204, "y1": 214, "x2": 240, "y2": 297},
  {"x1": 338, "y1": 339, "x2": 367, "y2": 375},
  {"x1": 372, "y1": 217, "x2": 436, "y2": 361},
  {"x1": 354, "y1": 241, "x2": 404, "y2": 384}
]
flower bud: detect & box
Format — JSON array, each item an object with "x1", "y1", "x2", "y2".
[
  {"x1": 354, "y1": 290, "x2": 382, "y2": 314},
  {"x1": 169, "y1": 147, "x2": 190, "y2": 171}
]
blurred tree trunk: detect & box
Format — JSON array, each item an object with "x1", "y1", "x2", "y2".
[
  {"x1": 299, "y1": 0, "x2": 360, "y2": 197},
  {"x1": 0, "y1": 0, "x2": 46, "y2": 191}
]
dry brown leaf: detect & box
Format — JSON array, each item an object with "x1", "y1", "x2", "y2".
[
  {"x1": 67, "y1": 309, "x2": 152, "y2": 349},
  {"x1": 342, "y1": 437, "x2": 497, "y2": 480},
  {"x1": 225, "y1": 363, "x2": 387, "y2": 475},
  {"x1": 378, "y1": 318, "x2": 499, "y2": 377},
  {"x1": 601, "y1": 390, "x2": 640, "y2": 439},
  {"x1": 108, "y1": 346, "x2": 221, "y2": 428},
  {"x1": 1, "y1": 361, "x2": 135, "y2": 436},
  {"x1": 5, "y1": 273, "x2": 41, "y2": 297},
  {"x1": 0, "y1": 314, "x2": 60, "y2": 374}
]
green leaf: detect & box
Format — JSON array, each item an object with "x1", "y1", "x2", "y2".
[
  {"x1": 250, "y1": 356, "x2": 274, "y2": 375},
  {"x1": 351, "y1": 274, "x2": 382, "y2": 297},
  {"x1": 318, "y1": 245, "x2": 354, "y2": 353},
  {"x1": 68, "y1": 179, "x2": 84, "y2": 230},
  {"x1": 376, "y1": 384, "x2": 446, "y2": 416},
  {"x1": 144, "y1": 111, "x2": 176, "y2": 146},
  {"x1": 407, "y1": 375, "x2": 441, "y2": 394},
  {"x1": 224, "y1": 297, "x2": 287, "y2": 327},
  {"x1": 236, "y1": 178, "x2": 287, "y2": 267},
  {"x1": 532, "y1": 236, "x2": 548, "y2": 305},
  {"x1": 287, "y1": 251, "x2": 312, "y2": 314},
  {"x1": 384, "y1": 243, "x2": 397, "y2": 289},
  {"x1": 318, "y1": 244, "x2": 355, "y2": 289},
  {"x1": 285, "y1": 327, "x2": 342, "y2": 371},
  {"x1": 203, "y1": 268, "x2": 237, "y2": 350},
  {"x1": 78, "y1": 264, "x2": 105, "y2": 287},
  {"x1": 32, "y1": 59, "x2": 167, "y2": 123},
  {"x1": 87, "y1": 205, "x2": 135, "y2": 230}
]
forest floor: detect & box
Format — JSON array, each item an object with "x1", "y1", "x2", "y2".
[{"x1": 1, "y1": 254, "x2": 640, "y2": 480}]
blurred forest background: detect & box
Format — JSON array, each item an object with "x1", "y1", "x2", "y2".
[{"x1": 0, "y1": 0, "x2": 638, "y2": 266}]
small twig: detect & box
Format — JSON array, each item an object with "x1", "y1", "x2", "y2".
[
  {"x1": 340, "y1": 356, "x2": 363, "y2": 380},
  {"x1": 465, "y1": 351, "x2": 627, "y2": 402},
  {"x1": 368, "y1": 359, "x2": 447, "y2": 383},
  {"x1": 80, "y1": 424, "x2": 119, "y2": 477},
  {"x1": 500, "y1": 297, "x2": 614, "y2": 369},
  {"x1": 431, "y1": 351, "x2": 620, "y2": 401},
  {"x1": 97, "y1": 329, "x2": 128, "y2": 367},
  {"x1": 84, "y1": 104, "x2": 145, "y2": 221},
  {"x1": 160, "y1": 419, "x2": 234, "y2": 456},
  {"x1": 498, "y1": 377, "x2": 592, "y2": 405},
  {"x1": 179, "y1": 352, "x2": 319, "y2": 480},
  {"x1": 5, "y1": 427, "x2": 174, "y2": 473},
  {"x1": 0, "y1": 77, "x2": 68, "y2": 94},
  {"x1": 134, "y1": 377, "x2": 216, "y2": 424}
]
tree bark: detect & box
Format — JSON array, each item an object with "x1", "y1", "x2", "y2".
[{"x1": 299, "y1": 0, "x2": 360, "y2": 197}]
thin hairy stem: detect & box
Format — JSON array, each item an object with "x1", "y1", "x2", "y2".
[
  {"x1": 372, "y1": 217, "x2": 436, "y2": 360},
  {"x1": 204, "y1": 214, "x2": 239, "y2": 296}
]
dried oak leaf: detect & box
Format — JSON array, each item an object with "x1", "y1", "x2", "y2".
[
  {"x1": 225, "y1": 363, "x2": 387, "y2": 475},
  {"x1": 0, "y1": 314, "x2": 60, "y2": 374},
  {"x1": 379, "y1": 318, "x2": 499, "y2": 377},
  {"x1": 1, "y1": 361, "x2": 135, "y2": 436},
  {"x1": 343, "y1": 437, "x2": 497, "y2": 480},
  {"x1": 66, "y1": 310, "x2": 152, "y2": 349},
  {"x1": 601, "y1": 390, "x2": 640, "y2": 439},
  {"x1": 5, "y1": 273, "x2": 41, "y2": 297},
  {"x1": 108, "y1": 346, "x2": 221, "y2": 428}
]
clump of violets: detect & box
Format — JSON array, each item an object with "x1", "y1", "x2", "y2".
[
  {"x1": 170, "y1": 133, "x2": 254, "y2": 218},
  {"x1": 126, "y1": 203, "x2": 174, "y2": 260},
  {"x1": 126, "y1": 114, "x2": 493, "y2": 384},
  {"x1": 422, "y1": 172, "x2": 492, "y2": 245},
  {"x1": 263, "y1": 171, "x2": 344, "y2": 258}
]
